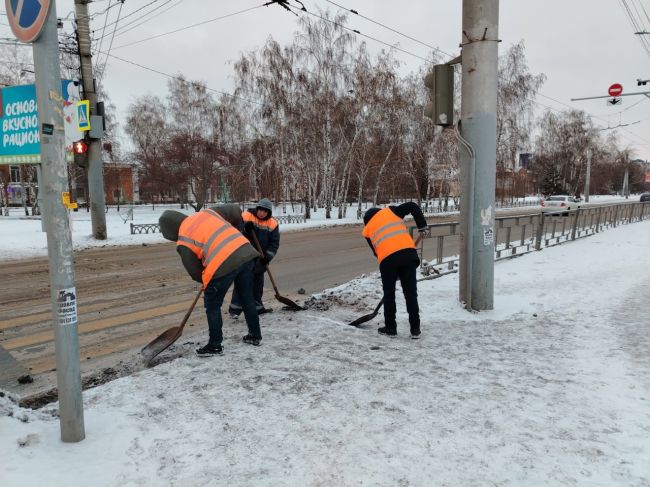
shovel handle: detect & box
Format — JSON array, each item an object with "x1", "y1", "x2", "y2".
[
  {"x1": 179, "y1": 287, "x2": 203, "y2": 332},
  {"x1": 249, "y1": 231, "x2": 282, "y2": 296}
]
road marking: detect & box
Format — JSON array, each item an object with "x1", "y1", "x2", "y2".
[{"x1": 1, "y1": 298, "x2": 198, "y2": 350}]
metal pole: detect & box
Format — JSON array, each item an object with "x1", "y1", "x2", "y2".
[
  {"x1": 623, "y1": 160, "x2": 629, "y2": 199},
  {"x1": 33, "y1": 1, "x2": 85, "y2": 442},
  {"x1": 584, "y1": 149, "x2": 591, "y2": 203},
  {"x1": 74, "y1": 0, "x2": 107, "y2": 239},
  {"x1": 459, "y1": 0, "x2": 499, "y2": 311},
  {"x1": 35, "y1": 164, "x2": 46, "y2": 231}
]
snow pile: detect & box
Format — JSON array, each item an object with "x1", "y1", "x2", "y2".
[{"x1": 1, "y1": 220, "x2": 650, "y2": 486}]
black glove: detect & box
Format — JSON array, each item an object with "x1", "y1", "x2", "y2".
[
  {"x1": 259, "y1": 255, "x2": 270, "y2": 266},
  {"x1": 244, "y1": 221, "x2": 254, "y2": 233},
  {"x1": 418, "y1": 227, "x2": 430, "y2": 238}
]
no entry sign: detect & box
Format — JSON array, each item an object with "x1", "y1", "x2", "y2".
[{"x1": 608, "y1": 83, "x2": 623, "y2": 97}]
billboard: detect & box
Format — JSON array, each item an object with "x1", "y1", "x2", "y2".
[{"x1": 0, "y1": 80, "x2": 81, "y2": 164}]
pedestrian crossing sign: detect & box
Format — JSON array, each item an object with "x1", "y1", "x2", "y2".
[{"x1": 76, "y1": 100, "x2": 91, "y2": 131}]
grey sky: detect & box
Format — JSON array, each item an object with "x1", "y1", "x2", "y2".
[{"x1": 4, "y1": 0, "x2": 650, "y2": 159}]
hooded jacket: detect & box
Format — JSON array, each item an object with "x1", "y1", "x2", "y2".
[{"x1": 159, "y1": 204, "x2": 259, "y2": 284}]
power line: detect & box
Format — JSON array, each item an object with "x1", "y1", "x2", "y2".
[
  {"x1": 93, "y1": 0, "x2": 176, "y2": 41},
  {"x1": 322, "y1": 0, "x2": 452, "y2": 57},
  {"x1": 113, "y1": 0, "x2": 186, "y2": 38},
  {"x1": 98, "y1": 0, "x2": 125, "y2": 85},
  {"x1": 288, "y1": 3, "x2": 433, "y2": 64},
  {"x1": 94, "y1": 0, "x2": 113, "y2": 57},
  {"x1": 97, "y1": 50, "x2": 267, "y2": 108},
  {"x1": 112, "y1": 4, "x2": 265, "y2": 49},
  {"x1": 98, "y1": 0, "x2": 162, "y2": 33}
]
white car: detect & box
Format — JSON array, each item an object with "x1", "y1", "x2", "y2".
[{"x1": 541, "y1": 195, "x2": 581, "y2": 214}]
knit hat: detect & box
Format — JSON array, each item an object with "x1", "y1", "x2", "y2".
[
  {"x1": 159, "y1": 210, "x2": 187, "y2": 241},
  {"x1": 363, "y1": 207, "x2": 381, "y2": 225}
]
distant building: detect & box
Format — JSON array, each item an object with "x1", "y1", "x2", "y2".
[
  {"x1": 518, "y1": 152, "x2": 533, "y2": 170},
  {"x1": 1, "y1": 161, "x2": 139, "y2": 207}
]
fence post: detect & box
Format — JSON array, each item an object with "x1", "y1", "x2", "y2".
[
  {"x1": 130, "y1": 223, "x2": 134, "y2": 235},
  {"x1": 535, "y1": 213, "x2": 544, "y2": 250},
  {"x1": 613, "y1": 205, "x2": 619, "y2": 227},
  {"x1": 571, "y1": 208, "x2": 580, "y2": 240}
]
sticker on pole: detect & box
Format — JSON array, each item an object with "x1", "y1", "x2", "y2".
[
  {"x1": 483, "y1": 228, "x2": 494, "y2": 246},
  {"x1": 5, "y1": 0, "x2": 52, "y2": 43},
  {"x1": 56, "y1": 287, "x2": 78, "y2": 326}
]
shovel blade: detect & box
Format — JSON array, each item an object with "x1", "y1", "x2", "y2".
[
  {"x1": 141, "y1": 326, "x2": 183, "y2": 365},
  {"x1": 347, "y1": 310, "x2": 379, "y2": 327},
  {"x1": 274, "y1": 294, "x2": 304, "y2": 311}
]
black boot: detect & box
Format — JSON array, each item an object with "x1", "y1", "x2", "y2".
[
  {"x1": 378, "y1": 326, "x2": 397, "y2": 337},
  {"x1": 195, "y1": 343, "x2": 224, "y2": 356},
  {"x1": 242, "y1": 334, "x2": 262, "y2": 346}
]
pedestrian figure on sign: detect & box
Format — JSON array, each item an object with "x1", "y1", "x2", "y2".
[
  {"x1": 159, "y1": 204, "x2": 263, "y2": 356},
  {"x1": 362, "y1": 203, "x2": 429, "y2": 338},
  {"x1": 229, "y1": 198, "x2": 280, "y2": 317}
]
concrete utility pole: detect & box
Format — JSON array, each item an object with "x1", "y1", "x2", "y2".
[
  {"x1": 623, "y1": 157, "x2": 630, "y2": 199},
  {"x1": 33, "y1": 1, "x2": 85, "y2": 442},
  {"x1": 74, "y1": 0, "x2": 107, "y2": 239},
  {"x1": 584, "y1": 149, "x2": 592, "y2": 203},
  {"x1": 458, "y1": 0, "x2": 499, "y2": 311}
]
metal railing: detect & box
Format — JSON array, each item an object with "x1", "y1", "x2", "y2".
[
  {"x1": 130, "y1": 223, "x2": 160, "y2": 234},
  {"x1": 412, "y1": 202, "x2": 649, "y2": 277},
  {"x1": 275, "y1": 214, "x2": 306, "y2": 224}
]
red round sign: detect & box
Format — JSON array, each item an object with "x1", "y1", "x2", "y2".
[{"x1": 608, "y1": 83, "x2": 623, "y2": 97}]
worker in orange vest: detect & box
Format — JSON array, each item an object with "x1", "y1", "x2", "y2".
[
  {"x1": 362, "y1": 203, "x2": 429, "y2": 338},
  {"x1": 229, "y1": 198, "x2": 280, "y2": 317},
  {"x1": 159, "y1": 204, "x2": 262, "y2": 356}
]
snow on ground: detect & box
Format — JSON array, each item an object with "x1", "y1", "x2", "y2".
[
  {"x1": 1, "y1": 218, "x2": 649, "y2": 486},
  {"x1": 0, "y1": 195, "x2": 635, "y2": 261}
]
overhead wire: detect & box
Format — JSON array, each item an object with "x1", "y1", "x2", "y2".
[
  {"x1": 97, "y1": 0, "x2": 125, "y2": 85},
  {"x1": 93, "y1": 0, "x2": 175, "y2": 41},
  {"x1": 94, "y1": 0, "x2": 113, "y2": 57},
  {"x1": 112, "y1": 4, "x2": 266, "y2": 49},
  {"x1": 311, "y1": 0, "x2": 650, "y2": 148},
  {"x1": 113, "y1": 0, "x2": 185, "y2": 38}
]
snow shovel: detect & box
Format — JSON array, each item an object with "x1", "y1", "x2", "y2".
[
  {"x1": 141, "y1": 287, "x2": 203, "y2": 365},
  {"x1": 347, "y1": 234, "x2": 424, "y2": 327},
  {"x1": 250, "y1": 232, "x2": 304, "y2": 311}
]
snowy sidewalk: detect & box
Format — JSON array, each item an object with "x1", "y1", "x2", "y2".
[{"x1": 2, "y1": 220, "x2": 650, "y2": 486}]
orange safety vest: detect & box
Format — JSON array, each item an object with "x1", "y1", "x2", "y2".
[
  {"x1": 362, "y1": 208, "x2": 415, "y2": 263},
  {"x1": 177, "y1": 208, "x2": 250, "y2": 287},
  {"x1": 242, "y1": 211, "x2": 279, "y2": 232}
]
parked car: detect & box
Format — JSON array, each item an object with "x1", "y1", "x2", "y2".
[
  {"x1": 640, "y1": 193, "x2": 650, "y2": 202},
  {"x1": 541, "y1": 195, "x2": 581, "y2": 214}
]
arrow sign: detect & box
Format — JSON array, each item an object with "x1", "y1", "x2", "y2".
[
  {"x1": 608, "y1": 83, "x2": 623, "y2": 97},
  {"x1": 607, "y1": 97, "x2": 623, "y2": 106}
]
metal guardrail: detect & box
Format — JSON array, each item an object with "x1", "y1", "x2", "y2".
[
  {"x1": 275, "y1": 214, "x2": 306, "y2": 224},
  {"x1": 130, "y1": 214, "x2": 305, "y2": 234},
  {"x1": 412, "y1": 202, "x2": 650, "y2": 277},
  {"x1": 130, "y1": 223, "x2": 160, "y2": 234}
]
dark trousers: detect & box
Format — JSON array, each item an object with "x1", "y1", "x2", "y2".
[
  {"x1": 379, "y1": 250, "x2": 420, "y2": 332},
  {"x1": 229, "y1": 271, "x2": 265, "y2": 315},
  {"x1": 204, "y1": 260, "x2": 261, "y2": 346}
]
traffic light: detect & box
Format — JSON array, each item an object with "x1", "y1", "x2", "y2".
[
  {"x1": 423, "y1": 64, "x2": 455, "y2": 126},
  {"x1": 73, "y1": 139, "x2": 88, "y2": 168}
]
